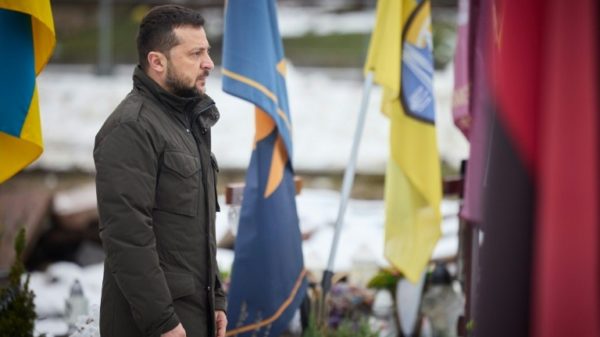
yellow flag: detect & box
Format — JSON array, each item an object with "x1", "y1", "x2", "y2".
[
  {"x1": 365, "y1": 0, "x2": 441, "y2": 282},
  {"x1": 0, "y1": 0, "x2": 55, "y2": 182}
]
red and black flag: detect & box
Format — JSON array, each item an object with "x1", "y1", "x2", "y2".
[{"x1": 475, "y1": 0, "x2": 599, "y2": 336}]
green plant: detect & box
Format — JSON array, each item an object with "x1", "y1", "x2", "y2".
[
  {"x1": 303, "y1": 313, "x2": 378, "y2": 337},
  {"x1": 466, "y1": 319, "x2": 475, "y2": 332},
  {"x1": 332, "y1": 318, "x2": 378, "y2": 337},
  {"x1": 367, "y1": 269, "x2": 403, "y2": 335},
  {"x1": 302, "y1": 312, "x2": 325, "y2": 337},
  {"x1": 367, "y1": 268, "x2": 401, "y2": 295},
  {"x1": 0, "y1": 228, "x2": 40, "y2": 337},
  {"x1": 219, "y1": 269, "x2": 230, "y2": 284}
]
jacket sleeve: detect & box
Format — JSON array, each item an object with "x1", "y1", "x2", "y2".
[{"x1": 94, "y1": 122, "x2": 179, "y2": 336}]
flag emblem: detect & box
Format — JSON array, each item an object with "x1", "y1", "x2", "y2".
[{"x1": 401, "y1": 1, "x2": 435, "y2": 123}]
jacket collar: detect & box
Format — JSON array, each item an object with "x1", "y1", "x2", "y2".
[
  {"x1": 193, "y1": 99, "x2": 220, "y2": 130},
  {"x1": 132, "y1": 66, "x2": 219, "y2": 129}
]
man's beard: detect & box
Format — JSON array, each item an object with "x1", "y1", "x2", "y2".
[{"x1": 165, "y1": 63, "x2": 204, "y2": 98}]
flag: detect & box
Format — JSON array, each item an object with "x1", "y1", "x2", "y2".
[
  {"x1": 475, "y1": 0, "x2": 600, "y2": 336},
  {"x1": 530, "y1": 2, "x2": 599, "y2": 334},
  {"x1": 452, "y1": 0, "x2": 472, "y2": 138},
  {"x1": 0, "y1": 0, "x2": 55, "y2": 182},
  {"x1": 364, "y1": 0, "x2": 442, "y2": 283},
  {"x1": 474, "y1": 3, "x2": 537, "y2": 335},
  {"x1": 222, "y1": 1, "x2": 307, "y2": 336},
  {"x1": 451, "y1": 0, "x2": 491, "y2": 225}
]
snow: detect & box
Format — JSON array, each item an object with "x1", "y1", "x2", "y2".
[
  {"x1": 34, "y1": 64, "x2": 468, "y2": 174},
  {"x1": 294, "y1": 189, "x2": 460, "y2": 272},
  {"x1": 29, "y1": 262, "x2": 103, "y2": 319},
  {"x1": 200, "y1": 6, "x2": 376, "y2": 39},
  {"x1": 277, "y1": 7, "x2": 376, "y2": 37}
]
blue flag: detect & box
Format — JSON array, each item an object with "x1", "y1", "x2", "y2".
[{"x1": 222, "y1": 1, "x2": 308, "y2": 336}]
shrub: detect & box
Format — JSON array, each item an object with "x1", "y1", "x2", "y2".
[{"x1": 0, "y1": 228, "x2": 40, "y2": 337}]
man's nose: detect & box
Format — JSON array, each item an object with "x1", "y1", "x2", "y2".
[{"x1": 201, "y1": 54, "x2": 214, "y2": 71}]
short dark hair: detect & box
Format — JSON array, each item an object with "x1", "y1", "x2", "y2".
[{"x1": 136, "y1": 5, "x2": 205, "y2": 70}]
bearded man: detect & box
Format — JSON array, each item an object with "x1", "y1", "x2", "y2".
[{"x1": 94, "y1": 5, "x2": 227, "y2": 337}]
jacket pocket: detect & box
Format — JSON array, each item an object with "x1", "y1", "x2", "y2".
[
  {"x1": 155, "y1": 151, "x2": 200, "y2": 217},
  {"x1": 164, "y1": 271, "x2": 196, "y2": 300}
]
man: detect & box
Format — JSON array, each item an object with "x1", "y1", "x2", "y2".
[{"x1": 94, "y1": 5, "x2": 227, "y2": 337}]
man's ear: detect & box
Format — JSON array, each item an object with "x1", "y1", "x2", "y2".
[{"x1": 147, "y1": 51, "x2": 166, "y2": 73}]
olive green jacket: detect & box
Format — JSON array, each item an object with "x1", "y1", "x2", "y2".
[{"x1": 94, "y1": 67, "x2": 226, "y2": 337}]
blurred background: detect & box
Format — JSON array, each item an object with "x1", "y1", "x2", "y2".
[{"x1": 0, "y1": 1, "x2": 468, "y2": 336}]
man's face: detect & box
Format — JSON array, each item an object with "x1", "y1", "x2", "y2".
[{"x1": 164, "y1": 26, "x2": 213, "y2": 97}]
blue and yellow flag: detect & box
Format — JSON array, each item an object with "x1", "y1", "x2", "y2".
[
  {"x1": 364, "y1": 0, "x2": 442, "y2": 283},
  {"x1": 222, "y1": 1, "x2": 307, "y2": 336},
  {"x1": 0, "y1": 1, "x2": 55, "y2": 182}
]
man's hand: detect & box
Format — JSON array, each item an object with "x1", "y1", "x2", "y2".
[
  {"x1": 215, "y1": 310, "x2": 227, "y2": 337},
  {"x1": 161, "y1": 323, "x2": 186, "y2": 337}
]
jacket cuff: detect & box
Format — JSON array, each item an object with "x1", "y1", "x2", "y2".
[
  {"x1": 157, "y1": 312, "x2": 180, "y2": 336},
  {"x1": 215, "y1": 295, "x2": 227, "y2": 313}
]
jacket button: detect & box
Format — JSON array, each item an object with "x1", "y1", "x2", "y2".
[{"x1": 206, "y1": 286, "x2": 211, "y2": 291}]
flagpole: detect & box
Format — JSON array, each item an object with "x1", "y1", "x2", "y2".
[{"x1": 320, "y1": 71, "x2": 374, "y2": 320}]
